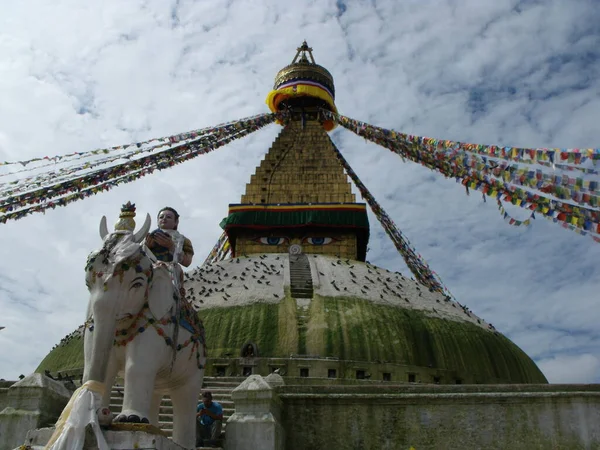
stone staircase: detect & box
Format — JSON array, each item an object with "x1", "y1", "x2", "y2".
[
  {"x1": 109, "y1": 377, "x2": 244, "y2": 449},
  {"x1": 289, "y1": 254, "x2": 313, "y2": 298}
]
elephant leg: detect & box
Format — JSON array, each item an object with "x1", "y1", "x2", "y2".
[
  {"x1": 102, "y1": 352, "x2": 119, "y2": 409},
  {"x1": 82, "y1": 324, "x2": 93, "y2": 383},
  {"x1": 149, "y1": 392, "x2": 163, "y2": 427},
  {"x1": 170, "y1": 378, "x2": 203, "y2": 450},
  {"x1": 116, "y1": 336, "x2": 163, "y2": 423}
]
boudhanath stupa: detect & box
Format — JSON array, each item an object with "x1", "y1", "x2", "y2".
[
  {"x1": 4, "y1": 42, "x2": 600, "y2": 450},
  {"x1": 37, "y1": 42, "x2": 546, "y2": 385}
]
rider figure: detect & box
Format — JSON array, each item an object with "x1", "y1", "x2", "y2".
[{"x1": 145, "y1": 207, "x2": 194, "y2": 296}]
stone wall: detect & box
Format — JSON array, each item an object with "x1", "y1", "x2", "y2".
[
  {"x1": 278, "y1": 384, "x2": 600, "y2": 449},
  {"x1": 205, "y1": 356, "x2": 462, "y2": 385},
  {"x1": 0, "y1": 374, "x2": 71, "y2": 450},
  {"x1": 0, "y1": 381, "x2": 15, "y2": 412}
]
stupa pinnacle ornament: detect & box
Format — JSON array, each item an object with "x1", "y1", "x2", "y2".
[
  {"x1": 266, "y1": 40, "x2": 337, "y2": 131},
  {"x1": 98, "y1": 201, "x2": 151, "y2": 242},
  {"x1": 114, "y1": 201, "x2": 137, "y2": 232}
]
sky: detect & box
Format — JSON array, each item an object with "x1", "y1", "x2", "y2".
[{"x1": 0, "y1": 0, "x2": 599, "y2": 383}]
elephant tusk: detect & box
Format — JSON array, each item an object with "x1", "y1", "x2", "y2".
[
  {"x1": 133, "y1": 213, "x2": 152, "y2": 243},
  {"x1": 99, "y1": 216, "x2": 109, "y2": 240}
]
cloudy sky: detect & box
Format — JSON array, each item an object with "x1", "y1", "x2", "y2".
[{"x1": 0, "y1": 0, "x2": 599, "y2": 383}]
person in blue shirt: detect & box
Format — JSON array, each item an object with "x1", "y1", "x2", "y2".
[{"x1": 196, "y1": 391, "x2": 223, "y2": 448}]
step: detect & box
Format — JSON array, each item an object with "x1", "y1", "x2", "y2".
[
  {"x1": 108, "y1": 376, "x2": 241, "y2": 441},
  {"x1": 110, "y1": 394, "x2": 234, "y2": 404}
]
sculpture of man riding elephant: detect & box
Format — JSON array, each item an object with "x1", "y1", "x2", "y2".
[{"x1": 46, "y1": 202, "x2": 205, "y2": 450}]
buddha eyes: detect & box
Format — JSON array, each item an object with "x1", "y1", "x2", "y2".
[
  {"x1": 259, "y1": 237, "x2": 288, "y2": 245},
  {"x1": 256, "y1": 237, "x2": 334, "y2": 246},
  {"x1": 303, "y1": 237, "x2": 333, "y2": 245}
]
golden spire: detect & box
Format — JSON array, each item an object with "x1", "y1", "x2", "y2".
[
  {"x1": 266, "y1": 41, "x2": 337, "y2": 130},
  {"x1": 291, "y1": 41, "x2": 315, "y2": 64}
]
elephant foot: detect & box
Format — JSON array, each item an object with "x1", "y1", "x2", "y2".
[{"x1": 114, "y1": 413, "x2": 150, "y2": 424}]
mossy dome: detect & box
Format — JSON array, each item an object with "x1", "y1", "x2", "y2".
[{"x1": 38, "y1": 253, "x2": 547, "y2": 384}]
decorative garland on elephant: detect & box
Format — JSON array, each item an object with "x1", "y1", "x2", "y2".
[{"x1": 84, "y1": 235, "x2": 206, "y2": 369}]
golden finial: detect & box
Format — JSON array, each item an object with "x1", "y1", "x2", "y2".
[
  {"x1": 292, "y1": 41, "x2": 315, "y2": 64},
  {"x1": 266, "y1": 41, "x2": 337, "y2": 130},
  {"x1": 114, "y1": 201, "x2": 137, "y2": 232}
]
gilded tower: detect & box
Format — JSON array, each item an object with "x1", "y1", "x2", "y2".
[{"x1": 220, "y1": 42, "x2": 369, "y2": 261}]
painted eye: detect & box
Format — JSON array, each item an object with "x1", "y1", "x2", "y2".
[
  {"x1": 303, "y1": 237, "x2": 333, "y2": 245},
  {"x1": 131, "y1": 281, "x2": 144, "y2": 289},
  {"x1": 259, "y1": 237, "x2": 287, "y2": 245}
]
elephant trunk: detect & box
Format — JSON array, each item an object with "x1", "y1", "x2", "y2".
[{"x1": 83, "y1": 285, "x2": 121, "y2": 384}]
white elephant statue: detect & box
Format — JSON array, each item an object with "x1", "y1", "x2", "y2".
[{"x1": 76, "y1": 205, "x2": 205, "y2": 449}]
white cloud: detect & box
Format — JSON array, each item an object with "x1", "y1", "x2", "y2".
[
  {"x1": 538, "y1": 354, "x2": 600, "y2": 384},
  {"x1": 0, "y1": 0, "x2": 599, "y2": 384}
]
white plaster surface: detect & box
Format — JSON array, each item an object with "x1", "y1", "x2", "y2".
[
  {"x1": 186, "y1": 254, "x2": 288, "y2": 308},
  {"x1": 226, "y1": 375, "x2": 284, "y2": 450},
  {"x1": 189, "y1": 254, "x2": 491, "y2": 330}
]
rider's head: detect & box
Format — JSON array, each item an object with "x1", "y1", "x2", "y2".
[{"x1": 157, "y1": 207, "x2": 180, "y2": 230}]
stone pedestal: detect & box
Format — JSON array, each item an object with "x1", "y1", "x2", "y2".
[
  {"x1": 25, "y1": 426, "x2": 180, "y2": 450},
  {"x1": 0, "y1": 373, "x2": 71, "y2": 450},
  {"x1": 225, "y1": 374, "x2": 284, "y2": 450}
]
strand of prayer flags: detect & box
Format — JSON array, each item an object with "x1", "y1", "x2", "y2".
[
  {"x1": 0, "y1": 113, "x2": 275, "y2": 196},
  {"x1": 0, "y1": 113, "x2": 273, "y2": 169},
  {"x1": 406, "y1": 140, "x2": 600, "y2": 203},
  {"x1": 497, "y1": 200, "x2": 535, "y2": 227},
  {"x1": 417, "y1": 138, "x2": 599, "y2": 176},
  {"x1": 454, "y1": 154, "x2": 600, "y2": 201},
  {"x1": 328, "y1": 137, "x2": 455, "y2": 299},
  {"x1": 202, "y1": 232, "x2": 231, "y2": 266},
  {"x1": 330, "y1": 112, "x2": 600, "y2": 170},
  {"x1": 326, "y1": 111, "x2": 598, "y2": 202},
  {"x1": 0, "y1": 128, "x2": 226, "y2": 198},
  {"x1": 329, "y1": 112, "x2": 600, "y2": 243},
  {"x1": 325, "y1": 110, "x2": 599, "y2": 220},
  {"x1": 443, "y1": 151, "x2": 600, "y2": 209},
  {"x1": 0, "y1": 115, "x2": 276, "y2": 212},
  {"x1": 0, "y1": 115, "x2": 277, "y2": 223}
]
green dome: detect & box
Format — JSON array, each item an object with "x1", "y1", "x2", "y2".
[{"x1": 38, "y1": 254, "x2": 547, "y2": 384}]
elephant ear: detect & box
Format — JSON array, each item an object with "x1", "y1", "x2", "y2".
[{"x1": 148, "y1": 267, "x2": 175, "y2": 320}]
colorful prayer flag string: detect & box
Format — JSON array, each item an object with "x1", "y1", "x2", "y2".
[
  {"x1": 0, "y1": 113, "x2": 273, "y2": 170},
  {"x1": 202, "y1": 232, "x2": 231, "y2": 266},
  {"x1": 328, "y1": 137, "x2": 455, "y2": 299},
  {"x1": 497, "y1": 200, "x2": 535, "y2": 227},
  {"x1": 326, "y1": 111, "x2": 600, "y2": 244},
  {"x1": 0, "y1": 114, "x2": 280, "y2": 223}
]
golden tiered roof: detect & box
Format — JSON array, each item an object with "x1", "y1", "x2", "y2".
[{"x1": 241, "y1": 119, "x2": 355, "y2": 205}]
